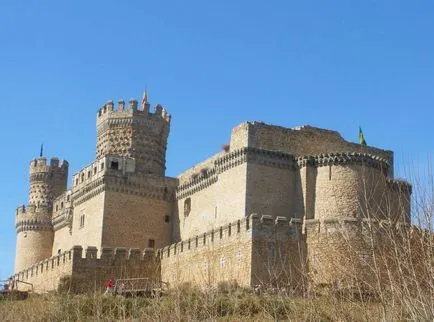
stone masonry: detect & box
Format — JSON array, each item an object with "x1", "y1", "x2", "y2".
[{"x1": 12, "y1": 91, "x2": 412, "y2": 293}]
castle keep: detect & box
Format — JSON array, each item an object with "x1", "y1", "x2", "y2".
[{"x1": 12, "y1": 92, "x2": 412, "y2": 293}]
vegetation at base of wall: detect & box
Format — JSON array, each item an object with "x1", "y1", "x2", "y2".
[{"x1": 0, "y1": 288, "x2": 402, "y2": 322}]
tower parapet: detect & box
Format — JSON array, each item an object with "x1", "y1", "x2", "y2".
[{"x1": 96, "y1": 93, "x2": 171, "y2": 175}]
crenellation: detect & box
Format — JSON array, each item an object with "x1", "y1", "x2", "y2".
[
  {"x1": 114, "y1": 247, "x2": 128, "y2": 261},
  {"x1": 128, "y1": 248, "x2": 141, "y2": 260}
]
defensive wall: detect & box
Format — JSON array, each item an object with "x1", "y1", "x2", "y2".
[
  {"x1": 304, "y1": 217, "x2": 428, "y2": 293},
  {"x1": 161, "y1": 214, "x2": 304, "y2": 291},
  {"x1": 12, "y1": 246, "x2": 159, "y2": 293}
]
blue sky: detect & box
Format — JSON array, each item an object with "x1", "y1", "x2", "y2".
[{"x1": 0, "y1": 1, "x2": 433, "y2": 279}]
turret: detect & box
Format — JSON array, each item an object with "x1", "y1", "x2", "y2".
[
  {"x1": 14, "y1": 156, "x2": 68, "y2": 273},
  {"x1": 95, "y1": 90, "x2": 171, "y2": 175}
]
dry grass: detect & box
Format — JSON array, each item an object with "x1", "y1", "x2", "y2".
[{"x1": 0, "y1": 288, "x2": 391, "y2": 322}]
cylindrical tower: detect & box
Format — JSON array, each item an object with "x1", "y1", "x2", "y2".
[
  {"x1": 14, "y1": 156, "x2": 68, "y2": 273},
  {"x1": 95, "y1": 93, "x2": 171, "y2": 176},
  {"x1": 313, "y1": 153, "x2": 390, "y2": 220}
]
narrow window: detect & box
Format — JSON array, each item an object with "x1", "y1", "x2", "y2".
[
  {"x1": 61, "y1": 202, "x2": 64, "y2": 209},
  {"x1": 329, "y1": 165, "x2": 332, "y2": 180},
  {"x1": 80, "y1": 214, "x2": 85, "y2": 228},
  {"x1": 148, "y1": 239, "x2": 155, "y2": 248},
  {"x1": 87, "y1": 171, "x2": 91, "y2": 179},
  {"x1": 101, "y1": 162, "x2": 105, "y2": 170},
  {"x1": 75, "y1": 178, "x2": 79, "y2": 186},
  {"x1": 94, "y1": 167, "x2": 97, "y2": 175},
  {"x1": 164, "y1": 215, "x2": 170, "y2": 223}
]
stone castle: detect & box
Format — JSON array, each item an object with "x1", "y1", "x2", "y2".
[{"x1": 12, "y1": 92, "x2": 412, "y2": 293}]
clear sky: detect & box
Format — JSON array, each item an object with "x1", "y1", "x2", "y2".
[{"x1": 0, "y1": 1, "x2": 433, "y2": 280}]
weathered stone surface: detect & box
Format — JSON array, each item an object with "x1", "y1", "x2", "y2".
[{"x1": 12, "y1": 94, "x2": 412, "y2": 293}]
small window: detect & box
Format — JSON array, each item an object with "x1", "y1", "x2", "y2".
[
  {"x1": 80, "y1": 214, "x2": 85, "y2": 228},
  {"x1": 61, "y1": 202, "x2": 64, "y2": 209},
  {"x1": 148, "y1": 239, "x2": 155, "y2": 248},
  {"x1": 75, "y1": 178, "x2": 79, "y2": 186},
  {"x1": 56, "y1": 205, "x2": 58, "y2": 211},
  {"x1": 184, "y1": 198, "x2": 191, "y2": 217},
  {"x1": 101, "y1": 162, "x2": 105, "y2": 170},
  {"x1": 81, "y1": 173, "x2": 84, "y2": 182},
  {"x1": 94, "y1": 167, "x2": 97, "y2": 175},
  {"x1": 87, "y1": 171, "x2": 91, "y2": 179},
  {"x1": 110, "y1": 160, "x2": 119, "y2": 170},
  {"x1": 164, "y1": 215, "x2": 170, "y2": 223}
]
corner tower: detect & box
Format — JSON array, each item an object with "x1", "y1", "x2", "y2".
[
  {"x1": 15, "y1": 156, "x2": 68, "y2": 273},
  {"x1": 96, "y1": 91, "x2": 171, "y2": 175}
]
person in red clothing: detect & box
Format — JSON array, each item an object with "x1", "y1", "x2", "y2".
[{"x1": 104, "y1": 279, "x2": 114, "y2": 295}]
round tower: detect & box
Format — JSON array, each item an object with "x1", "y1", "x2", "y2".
[
  {"x1": 95, "y1": 91, "x2": 171, "y2": 176},
  {"x1": 303, "y1": 153, "x2": 404, "y2": 291},
  {"x1": 313, "y1": 153, "x2": 390, "y2": 220},
  {"x1": 14, "y1": 156, "x2": 68, "y2": 273}
]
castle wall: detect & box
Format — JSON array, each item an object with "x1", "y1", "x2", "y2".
[
  {"x1": 69, "y1": 192, "x2": 105, "y2": 252},
  {"x1": 102, "y1": 189, "x2": 172, "y2": 250},
  {"x1": 245, "y1": 162, "x2": 298, "y2": 220},
  {"x1": 52, "y1": 226, "x2": 72, "y2": 256},
  {"x1": 305, "y1": 219, "x2": 373, "y2": 290},
  {"x1": 176, "y1": 164, "x2": 247, "y2": 240},
  {"x1": 12, "y1": 246, "x2": 159, "y2": 293},
  {"x1": 250, "y1": 216, "x2": 305, "y2": 291},
  {"x1": 161, "y1": 217, "x2": 254, "y2": 288},
  {"x1": 229, "y1": 122, "x2": 394, "y2": 175},
  {"x1": 161, "y1": 215, "x2": 305, "y2": 290}
]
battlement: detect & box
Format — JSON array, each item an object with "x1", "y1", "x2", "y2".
[
  {"x1": 72, "y1": 156, "x2": 135, "y2": 190},
  {"x1": 96, "y1": 99, "x2": 171, "y2": 124},
  {"x1": 296, "y1": 152, "x2": 391, "y2": 171},
  {"x1": 160, "y1": 214, "x2": 303, "y2": 259},
  {"x1": 15, "y1": 205, "x2": 52, "y2": 233},
  {"x1": 387, "y1": 178, "x2": 412, "y2": 194},
  {"x1": 29, "y1": 157, "x2": 69, "y2": 175},
  {"x1": 12, "y1": 245, "x2": 160, "y2": 292}
]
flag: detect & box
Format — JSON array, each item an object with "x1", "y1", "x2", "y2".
[
  {"x1": 359, "y1": 127, "x2": 367, "y2": 146},
  {"x1": 40, "y1": 143, "x2": 44, "y2": 157}
]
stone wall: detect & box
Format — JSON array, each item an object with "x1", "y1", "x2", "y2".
[
  {"x1": 12, "y1": 246, "x2": 159, "y2": 293},
  {"x1": 245, "y1": 155, "x2": 299, "y2": 220},
  {"x1": 229, "y1": 122, "x2": 394, "y2": 175},
  {"x1": 304, "y1": 218, "x2": 422, "y2": 293},
  {"x1": 175, "y1": 163, "x2": 248, "y2": 241},
  {"x1": 161, "y1": 214, "x2": 305, "y2": 291}
]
